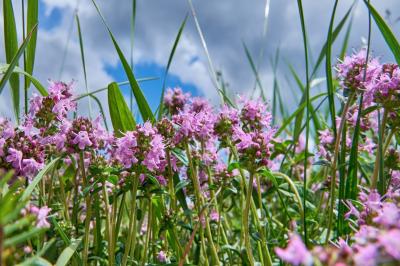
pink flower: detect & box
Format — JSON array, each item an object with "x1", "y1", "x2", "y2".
[
  {"x1": 28, "y1": 93, "x2": 43, "y2": 116},
  {"x1": 275, "y1": 234, "x2": 313, "y2": 266},
  {"x1": 36, "y1": 206, "x2": 51, "y2": 228},
  {"x1": 156, "y1": 175, "x2": 167, "y2": 186},
  {"x1": 29, "y1": 205, "x2": 51, "y2": 228},
  {"x1": 233, "y1": 127, "x2": 254, "y2": 150},
  {"x1": 378, "y1": 229, "x2": 400, "y2": 260},
  {"x1": 210, "y1": 209, "x2": 220, "y2": 222},
  {"x1": 318, "y1": 129, "x2": 334, "y2": 145},
  {"x1": 157, "y1": 250, "x2": 167, "y2": 263},
  {"x1": 6, "y1": 148, "x2": 23, "y2": 169},
  {"x1": 72, "y1": 131, "x2": 92, "y2": 150},
  {"x1": 0, "y1": 138, "x2": 5, "y2": 156},
  {"x1": 354, "y1": 244, "x2": 378, "y2": 266},
  {"x1": 373, "y1": 202, "x2": 399, "y2": 227},
  {"x1": 21, "y1": 158, "x2": 44, "y2": 178}
]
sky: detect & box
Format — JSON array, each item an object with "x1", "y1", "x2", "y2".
[{"x1": 0, "y1": 0, "x2": 400, "y2": 122}]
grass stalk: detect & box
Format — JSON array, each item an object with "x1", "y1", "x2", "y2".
[{"x1": 326, "y1": 92, "x2": 355, "y2": 243}]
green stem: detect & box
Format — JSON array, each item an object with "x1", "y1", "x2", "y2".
[
  {"x1": 80, "y1": 153, "x2": 91, "y2": 266},
  {"x1": 185, "y1": 143, "x2": 220, "y2": 265},
  {"x1": 141, "y1": 197, "x2": 153, "y2": 266},
  {"x1": 122, "y1": 176, "x2": 139, "y2": 266},
  {"x1": 243, "y1": 171, "x2": 255, "y2": 266},
  {"x1": 325, "y1": 92, "x2": 355, "y2": 243},
  {"x1": 166, "y1": 151, "x2": 176, "y2": 211},
  {"x1": 371, "y1": 108, "x2": 388, "y2": 189},
  {"x1": 102, "y1": 185, "x2": 114, "y2": 266}
]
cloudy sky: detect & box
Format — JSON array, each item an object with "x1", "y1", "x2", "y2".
[{"x1": 1, "y1": 0, "x2": 399, "y2": 121}]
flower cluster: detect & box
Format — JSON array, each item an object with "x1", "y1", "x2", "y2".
[{"x1": 114, "y1": 122, "x2": 166, "y2": 185}]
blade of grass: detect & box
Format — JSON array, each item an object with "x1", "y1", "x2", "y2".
[
  {"x1": 3, "y1": 0, "x2": 20, "y2": 120},
  {"x1": 251, "y1": 0, "x2": 270, "y2": 92},
  {"x1": 311, "y1": 2, "x2": 355, "y2": 78},
  {"x1": 275, "y1": 92, "x2": 327, "y2": 137},
  {"x1": 0, "y1": 24, "x2": 38, "y2": 96},
  {"x1": 187, "y1": 0, "x2": 226, "y2": 103},
  {"x1": 55, "y1": 238, "x2": 82, "y2": 266},
  {"x1": 158, "y1": 14, "x2": 188, "y2": 120},
  {"x1": 296, "y1": 0, "x2": 310, "y2": 245},
  {"x1": 325, "y1": 0, "x2": 340, "y2": 140},
  {"x1": 342, "y1": 0, "x2": 372, "y2": 238},
  {"x1": 129, "y1": 0, "x2": 136, "y2": 112},
  {"x1": 243, "y1": 41, "x2": 266, "y2": 100},
  {"x1": 25, "y1": 0, "x2": 38, "y2": 112},
  {"x1": 363, "y1": 0, "x2": 400, "y2": 64},
  {"x1": 75, "y1": 13, "x2": 92, "y2": 118},
  {"x1": 339, "y1": 16, "x2": 353, "y2": 60},
  {"x1": 92, "y1": 0, "x2": 155, "y2": 123},
  {"x1": 89, "y1": 94, "x2": 109, "y2": 131},
  {"x1": 108, "y1": 82, "x2": 136, "y2": 136},
  {"x1": 287, "y1": 64, "x2": 321, "y2": 141}
]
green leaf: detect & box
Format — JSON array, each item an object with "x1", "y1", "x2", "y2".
[
  {"x1": 364, "y1": 0, "x2": 400, "y2": 64},
  {"x1": 25, "y1": 0, "x2": 38, "y2": 90},
  {"x1": 3, "y1": 0, "x2": 20, "y2": 120},
  {"x1": 108, "y1": 82, "x2": 136, "y2": 136},
  {"x1": 91, "y1": 0, "x2": 155, "y2": 123},
  {"x1": 158, "y1": 14, "x2": 188, "y2": 120},
  {"x1": 21, "y1": 158, "x2": 60, "y2": 201},
  {"x1": 55, "y1": 238, "x2": 82, "y2": 266}
]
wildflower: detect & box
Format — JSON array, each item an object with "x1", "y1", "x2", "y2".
[
  {"x1": 318, "y1": 129, "x2": 334, "y2": 145},
  {"x1": 36, "y1": 206, "x2": 52, "y2": 228},
  {"x1": 115, "y1": 122, "x2": 166, "y2": 180},
  {"x1": 354, "y1": 244, "x2": 378, "y2": 266},
  {"x1": 6, "y1": 148, "x2": 23, "y2": 169},
  {"x1": 21, "y1": 158, "x2": 44, "y2": 178},
  {"x1": 210, "y1": 209, "x2": 220, "y2": 222},
  {"x1": 275, "y1": 234, "x2": 313, "y2": 266},
  {"x1": 164, "y1": 87, "x2": 190, "y2": 114},
  {"x1": 157, "y1": 250, "x2": 167, "y2": 263},
  {"x1": 378, "y1": 229, "x2": 400, "y2": 260},
  {"x1": 72, "y1": 131, "x2": 92, "y2": 150}
]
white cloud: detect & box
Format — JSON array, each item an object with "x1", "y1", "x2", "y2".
[{"x1": 1, "y1": 0, "x2": 400, "y2": 120}]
